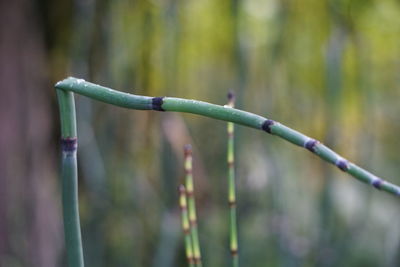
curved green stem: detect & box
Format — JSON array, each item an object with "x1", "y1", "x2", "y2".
[
  {"x1": 56, "y1": 89, "x2": 84, "y2": 267},
  {"x1": 55, "y1": 77, "x2": 400, "y2": 197}
]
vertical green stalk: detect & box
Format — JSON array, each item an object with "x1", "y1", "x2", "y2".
[
  {"x1": 184, "y1": 145, "x2": 203, "y2": 267},
  {"x1": 179, "y1": 185, "x2": 195, "y2": 267},
  {"x1": 227, "y1": 92, "x2": 239, "y2": 267},
  {"x1": 56, "y1": 89, "x2": 84, "y2": 267}
]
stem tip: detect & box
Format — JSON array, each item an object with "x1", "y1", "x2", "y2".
[{"x1": 227, "y1": 91, "x2": 235, "y2": 102}]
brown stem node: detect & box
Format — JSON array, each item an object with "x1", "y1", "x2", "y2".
[
  {"x1": 231, "y1": 249, "x2": 238, "y2": 256},
  {"x1": 184, "y1": 144, "x2": 192, "y2": 156}
]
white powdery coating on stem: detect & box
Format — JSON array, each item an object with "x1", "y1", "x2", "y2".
[
  {"x1": 62, "y1": 150, "x2": 77, "y2": 158},
  {"x1": 76, "y1": 79, "x2": 85, "y2": 84}
]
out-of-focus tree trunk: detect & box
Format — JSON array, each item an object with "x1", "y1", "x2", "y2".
[{"x1": 0, "y1": 0, "x2": 62, "y2": 266}]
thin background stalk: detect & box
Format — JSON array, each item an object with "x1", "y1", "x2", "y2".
[
  {"x1": 227, "y1": 92, "x2": 239, "y2": 267},
  {"x1": 184, "y1": 145, "x2": 203, "y2": 267},
  {"x1": 55, "y1": 77, "x2": 400, "y2": 197},
  {"x1": 179, "y1": 185, "x2": 195, "y2": 267},
  {"x1": 56, "y1": 89, "x2": 84, "y2": 267}
]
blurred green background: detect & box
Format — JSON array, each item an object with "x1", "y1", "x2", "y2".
[{"x1": 1, "y1": 0, "x2": 400, "y2": 266}]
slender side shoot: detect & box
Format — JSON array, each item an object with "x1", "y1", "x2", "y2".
[
  {"x1": 179, "y1": 185, "x2": 195, "y2": 267},
  {"x1": 184, "y1": 145, "x2": 203, "y2": 267},
  {"x1": 226, "y1": 92, "x2": 239, "y2": 267}
]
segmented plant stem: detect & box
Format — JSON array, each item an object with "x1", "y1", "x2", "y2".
[
  {"x1": 179, "y1": 185, "x2": 195, "y2": 267},
  {"x1": 227, "y1": 92, "x2": 239, "y2": 267},
  {"x1": 55, "y1": 77, "x2": 400, "y2": 197},
  {"x1": 56, "y1": 89, "x2": 84, "y2": 267},
  {"x1": 184, "y1": 145, "x2": 203, "y2": 267}
]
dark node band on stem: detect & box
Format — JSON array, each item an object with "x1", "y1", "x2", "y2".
[
  {"x1": 228, "y1": 200, "x2": 236, "y2": 207},
  {"x1": 184, "y1": 144, "x2": 192, "y2": 156},
  {"x1": 231, "y1": 249, "x2": 238, "y2": 256},
  {"x1": 304, "y1": 139, "x2": 319, "y2": 153},
  {"x1": 180, "y1": 207, "x2": 188, "y2": 212},
  {"x1": 152, "y1": 97, "x2": 165, "y2": 111},
  {"x1": 61, "y1": 137, "x2": 78, "y2": 152},
  {"x1": 261, "y1": 119, "x2": 275, "y2": 134},
  {"x1": 188, "y1": 257, "x2": 195, "y2": 264},
  {"x1": 178, "y1": 184, "x2": 186, "y2": 194},
  {"x1": 335, "y1": 158, "x2": 349, "y2": 171},
  {"x1": 372, "y1": 179, "x2": 383, "y2": 189}
]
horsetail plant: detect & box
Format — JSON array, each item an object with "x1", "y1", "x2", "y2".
[
  {"x1": 179, "y1": 184, "x2": 195, "y2": 267},
  {"x1": 55, "y1": 77, "x2": 400, "y2": 267},
  {"x1": 226, "y1": 92, "x2": 239, "y2": 267},
  {"x1": 55, "y1": 77, "x2": 400, "y2": 196},
  {"x1": 56, "y1": 89, "x2": 84, "y2": 267},
  {"x1": 184, "y1": 145, "x2": 203, "y2": 267}
]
